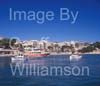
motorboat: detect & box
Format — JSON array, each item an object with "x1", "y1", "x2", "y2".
[
  {"x1": 24, "y1": 48, "x2": 50, "y2": 58},
  {"x1": 69, "y1": 42, "x2": 82, "y2": 61},
  {"x1": 11, "y1": 53, "x2": 25, "y2": 61},
  {"x1": 69, "y1": 54, "x2": 82, "y2": 61}
]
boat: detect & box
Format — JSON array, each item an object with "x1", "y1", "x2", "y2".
[
  {"x1": 24, "y1": 48, "x2": 50, "y2": 58},
  {"x1": 11, "y1": 53, "x2": 25, "y2": 61},
  {"x1": 69, "y1": 44, "x2": 82, "y2": 61},
  {"x1": 69, "y1": 54, "x2": 82, "y2": 61}
]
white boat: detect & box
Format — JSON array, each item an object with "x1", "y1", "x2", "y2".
[
  {"x1": 24, "y1": 48, "x2": 49, "y2": 58},
  {"x1": 69, "y1": 54, "x2": 82, "y2": 61},
  {"x1": 11, "y1": 54, "x2": 25, "y2": 61}
]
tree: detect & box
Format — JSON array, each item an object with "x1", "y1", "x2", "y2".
[
  {"x1": 75, "y1": 43, "x2": 80, "y2": 48},
  {"x1": 61, "y1": 45, "x2": 69, "y2": 52},
  {"x1": 0, "y1": 38, "x2": 17, "y2": 49},
  {"x1": 1, "y1": 38, "x2": 10, "y2": 49},
  {"x1": 33, "y1": 41, "x2": 38, "y2": 48},
  {"x1": 79, "y1": 46, "x2": 95, "y2": 53},
  {"x1": 93, "y1": 42, "x2": 100, "y2": 49},
  {"x1": 48, "y1": 46, "x2": 53, "y2": 52},
  {"x1": 10, "y1": 39, "x2": 16, "y2": 46},
  {"x1": 54, "y1": 43, "x2": 60, "y2": 53}
]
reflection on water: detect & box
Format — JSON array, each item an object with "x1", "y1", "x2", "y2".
[
  {"x1": 0, "y1": 55, "x2": 100, "y2": 86},
  {"x1": 0, "y1": 57, "x2": 10, "y2": 67}
]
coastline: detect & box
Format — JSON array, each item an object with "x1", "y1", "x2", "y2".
[
  {"x1": 50, "y1": 52, "x2": 100, "y2": 55},
  {"x1": 0, "y1": 54, "x2": 14, "y2": 57},
  {"x1": 50, "y1": 50, "x2": 100, "y2": 55},
  {"x1": 1, "y1": 50, "x2": 100, "y2": 57},
  {"x1": 1, "y1": 52, "x2": 100, "y2": 57}
]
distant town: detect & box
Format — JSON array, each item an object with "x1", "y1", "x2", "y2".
[{"x1": 0, "y1": 37, "x2": 100, "y2": 56}]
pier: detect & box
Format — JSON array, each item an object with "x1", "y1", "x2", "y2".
[{"x1": 0, "y1": 49, "x2": 19, "y2": 57}]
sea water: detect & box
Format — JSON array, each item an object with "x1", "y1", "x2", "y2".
[{"x1": 0, "y1": 54, "x2": 100, "y2": 86}]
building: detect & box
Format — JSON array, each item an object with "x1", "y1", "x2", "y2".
[{"x1": 14, "y1": 39, "x2": 90, "y2": 53}]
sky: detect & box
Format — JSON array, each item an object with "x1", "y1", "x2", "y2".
[{"x1": 0, "y1": 0, "x2": 100, "y2": 42}]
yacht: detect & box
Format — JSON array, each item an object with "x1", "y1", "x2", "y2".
[
  {"x1": 24, "y1": 48, "x2": 50, "y2": 58},
  {"x1": 11, "y1": 53, "x2": 25, "y2": 61},
  {"x1": 69, "y1": 54, "x2": 82, "y2": 61}
]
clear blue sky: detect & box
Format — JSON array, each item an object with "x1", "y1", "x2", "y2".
[{"x1": 0, "y1": 0, "x2": 100, "y2": 42}]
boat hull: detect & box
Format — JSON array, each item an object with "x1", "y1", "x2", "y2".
[
  {"x1": 11, "y1": 57, "x2": 25, "y2": 61},
  {"x1": 25, "y1": 53, "x2": 49, "y2": 58},
  {"x1": 69, "y1": 55, "x2": 82, "y2": 61}
]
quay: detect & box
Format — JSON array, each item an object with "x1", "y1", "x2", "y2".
[{"x1": 0, "y1": 49, "x2": 19, "y2": 57}]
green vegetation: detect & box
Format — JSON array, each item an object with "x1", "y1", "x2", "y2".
[
  {"x1": 79, "y1": 42, "x2": 100, "y2": 53},
  {"x1": 0, "y1": 38, "x2": 16, "y2": 49}
]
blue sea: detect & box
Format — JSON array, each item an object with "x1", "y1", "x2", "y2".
[{"x1": 0, "y1": 54, "x2": 100, "y2": 86}]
